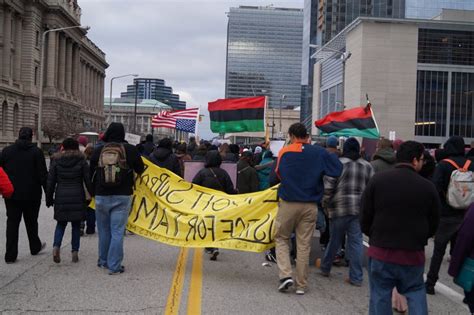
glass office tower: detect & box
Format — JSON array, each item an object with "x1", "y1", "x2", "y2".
[
  {"x1": 406, "y1": 0, "x2": 474, "y2": 19},
  {"x1": 120, "y1": 78, "x2": 186, "y2": 110},
  {"x1": 225, "y1": 6, "x2": 304, "y2": 109}
]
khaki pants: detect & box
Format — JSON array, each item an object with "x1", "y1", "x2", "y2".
[{"x1": 275, "y1": 200, "x2": 318, "y2": 290}]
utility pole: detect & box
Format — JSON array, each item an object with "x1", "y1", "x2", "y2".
[{"x1": 133, "y1": 80, "x2": 138, "y2": 133}]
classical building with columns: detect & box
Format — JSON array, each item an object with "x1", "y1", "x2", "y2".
[{"x1": 0, "y1": 0, "x2": 108, "y2": 146}]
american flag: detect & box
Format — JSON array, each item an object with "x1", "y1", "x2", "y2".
[{"x1": 151, "y1": 108, "x2": 199, "y2": 133}]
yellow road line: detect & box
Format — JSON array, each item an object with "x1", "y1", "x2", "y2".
[
  {"x1": 165, "y1": 247, "x2": 189, "y2": 315},
  {"x1": 187, "y1": 249, "x2": 204, "y2": 315}
]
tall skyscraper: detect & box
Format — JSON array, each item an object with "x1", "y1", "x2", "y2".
[
  {"x1": 225, "y1": 6, "x2": 304, "y2": 109},
  {"x1": 120, "y1": 78, "x2": 186, "y2": 110}
]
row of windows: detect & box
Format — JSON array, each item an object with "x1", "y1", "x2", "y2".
[{"x1": 415, "y1": 70, "x2": 474, "y2": 138}]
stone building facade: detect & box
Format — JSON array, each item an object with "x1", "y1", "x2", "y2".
[{"x1": 0, "y1": 0, "x2": 108, "y2": 146}]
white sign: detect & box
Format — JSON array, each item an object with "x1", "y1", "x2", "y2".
[
  {"x1": 389, "y1": 131, "x2": 396, "y2": 141},
  {"x1": 269, "y1": 140, "x2": 286, "y2": 156},
  {"x1": 125, "y1": 133, "x2": 141, "y2": 146}
]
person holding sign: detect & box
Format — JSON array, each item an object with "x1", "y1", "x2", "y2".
[{"x1": 274, "y1": 123, "x2": 342, "y2": 295}]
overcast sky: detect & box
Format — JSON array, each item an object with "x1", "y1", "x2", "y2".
[{"x1": 80, "y1": 0, "x2": 303, "y2": 139}]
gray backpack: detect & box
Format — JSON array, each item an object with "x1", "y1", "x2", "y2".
[{"x1": 443, "y1": 159, "x2": 474, "y2": 209}]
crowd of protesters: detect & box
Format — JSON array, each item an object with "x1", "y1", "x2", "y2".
[{"x1": 0, "y1": 122, "x2": 473, "y2": 313}]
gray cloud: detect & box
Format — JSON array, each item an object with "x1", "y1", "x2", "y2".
[{"x1": 80, "y1": 0, "x2": 303, "y2": 139}]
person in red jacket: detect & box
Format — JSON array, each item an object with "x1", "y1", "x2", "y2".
[{"x1": 0, "y1": 167, "x2": 13, "y2": 198}]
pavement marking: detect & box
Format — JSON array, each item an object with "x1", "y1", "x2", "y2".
[
  {"x1": 187, "y1": 249, "x2": 203, "y2": 315},
  {"x1": 165, "y1": 247, "x2": 189, "y2": 315},
  {"x1": 363, "y1": 240, "x2": 468, "y2": 311}
]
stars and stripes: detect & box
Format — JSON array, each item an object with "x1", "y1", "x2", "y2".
[{"x1": 151, "y1": 108, "x2": 199, "y2": 133}]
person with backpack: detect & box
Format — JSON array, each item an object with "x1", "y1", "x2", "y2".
[
  {"x1": 46, "y1": 138, "x2": 92, "y2": 264},
  {"x1": 237, "y1": 151, "x2": 259, "y2": 194},
  {"x1": 426, "y1": 136, "x2": 474, "y2": 294},
  {"x1": 89, "y1": 123, "x2": 145, "y2": 275},
  {"x1": 192, "y1": 150, "x2": 235, "y2": 260}
]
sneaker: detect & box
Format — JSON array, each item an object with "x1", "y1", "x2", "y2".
[
  {"x1": 345, "y1": 278, "x2": 362, "y2": 287},
  {"x1": 210, "y1": 249, "x2": 219, "y2": 261},
  {"x1": 72, "y1": 251, "x2": 79, "y2": 263},
  {"x1": 53, "y1": 247, "x2": 60, "y2": 263},
  {"x1": 109, "y1": 266, "x2": 125, "y2": 275},
  {"x1": 425, "y1": 283, "x2": 435, "y2": 295},
  {"x1": 320, "y1": 270, "x2": 330, "y2": 277},
  {"x1": 97, "y1": 263, "x2": 108, "y2": 269},
  {"x1": 265, "y1": 252, "x2": 277, "y2": 263},
  {"x1": 296, "y1": 289, "x2": 305, "y2": 295},
  {"x1": 5, "y1": 259, "x2": 16, "y2": 264},
  {"x1": 278, "y1": 278, "x2": 294, "y2": 292}
]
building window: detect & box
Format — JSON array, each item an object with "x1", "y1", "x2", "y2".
[
  {"x1": 415, "y1": 70, "x2": 448, "y2": 137},
  {"x1": 418, "y1": 29, "x2": 474, "y2": 66},
  {"x1": 35, "y1": 31, "x2": 40, "y2": 47},
  {"x1": 34, "y1": 66, "x2": 39, "y2": 86},
  {"x1": 450, "y1": 72, "x2": 474, "y2": 139},
  {"x1": 13, "y1": 104, "x2": 19, "y2": 135},
  {"x1": 2, "y1": 101, "x2": 8, "y2": 136}
]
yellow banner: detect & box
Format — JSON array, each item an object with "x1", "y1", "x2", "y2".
[{"x1": 125, "y1": 158, "x2": 278, "y2": 252}]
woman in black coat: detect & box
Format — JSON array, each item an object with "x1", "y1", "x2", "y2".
[{"x1": 46, "y1": 138, "x2": 92, "y2": 264}]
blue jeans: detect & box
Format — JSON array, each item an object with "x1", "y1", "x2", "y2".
[
  {"x1": 321, "y1": 215, "x2": 363, "y2": 284},
  {"x1": 368, "y1": 257, "x2": 427, "y2": 315},
  {"x1": 53, "y1": 221, "x2": 81, "y2": 251},
  {"x1": 95, "y1": 195, "x2": 131, "y2": 273}
]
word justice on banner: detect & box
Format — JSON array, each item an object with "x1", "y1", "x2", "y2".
[{"x1": 126, "y1": 159, "x2": 279, "y2": 252}]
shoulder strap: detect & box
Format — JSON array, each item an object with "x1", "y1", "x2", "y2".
[
  {"x1": 238, "y1": 166, "x2": 251, "y2": 174},
  {"x1": 462, "y1": 160, "x2": 472, "y2": 171},
  {"x1": 208, "y1": 168, "x2": 225, "y2": 190},
  {"x1": 442, "y1": 159, "x2": 461, "y2": 170}
]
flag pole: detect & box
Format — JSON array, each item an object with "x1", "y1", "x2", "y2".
[
  {"x1": 264, "y1": 96, "x2": 270, "y2": 145},
  {"x1": 366, "y1": 94, "x2": 381, "y2": 139},
  {"x1": 194, "y1": 107, "x2": 201, "y2": 142}
]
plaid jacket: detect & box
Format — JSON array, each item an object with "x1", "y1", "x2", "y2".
[{"x1": 323, "y1": 157, "x2": 374, "y2": 219}]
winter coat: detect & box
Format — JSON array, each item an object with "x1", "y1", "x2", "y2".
[
  {"x1": 0, "y1": 139, "x2": 48, "y2": 201},
  {"x1": 360, "y1": 165, "x2": 441, "y2": 251},
  {"x1": 432, "y1": 136, "x2": 474, "y2": 217},
  {"x1": 222, "y1": 152, "x2": 238, "y2": 162},
  {"x1": 257, "y1": 156, "x2": 274, "y2": 190},
  {"x1": 0, "y1": 167, "x2": 13, "y2": 198},
  {"x1": 370, "y1": 148, "x2": 396, "y2": 173},
  {"x1": 90, "y1": 123, "x2": 145, "y2": 196},
  {"x1": 448, "y1": 204, "x2": 474, "y2": 278},
  {"x1": 46, "y1": 151, "x2": 92, "y2": 222},
  {"x1": 188, "y1": 141, "x2": 197, "y2": 157},
  {"x1": 192, "y1": 151, "x2": 235, "y2": 194},
  {"x1": 149, "y1": 147, "x2": 182, "y2": 177},
  {"x1": 142, "y1": 141, "x2": 155, "y2": 157},
  {"x1": 176, "y1": 153, "x2": 192, "y2": 177},
  {"x1": 237, "y1": 159, "x2": 259, "y2": 194}
]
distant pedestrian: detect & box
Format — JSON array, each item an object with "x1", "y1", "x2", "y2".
[
  {"x1": 370, "y1": 138, "x2": 396, "y2": 173},
  {"x1": 187, "y1": 136, "x2": 197, "y2": 158},
  {"x1": 192, "y1": 150, "x2": 235, "y2": 261},
  {"x1": 77, "y1": 135, "x2": 88, "y2": 153},
  {"x1": 253, "y1": 146, "x2": 263, "y2": 165},
  {"x1": 321, "y1": 138, "x2": 374, "y2": 287},
  {"x1": 193, "y1": 144, "x2": 208, "y2": 161},
  {"x1": 46, "y1": 138, "x2": 92, "y2": 264},
  {"x1": 0, "y1": 127, "x2": 48, "y2": 264},
  {"x1": 149, "y1": 138, "x2": 181, "y2": 176},
  {"x1": 361, "y1": 141, "x2": 441, "y2": 314},
  {"x1": 426, "y1": 136, "x2": 474, "y2": 295},
  {"x1": 141, "y1": 134, "x2": 155, "y2": 157},
  {"x1": 256, "y1": 151, "x2": 274, "y2": 191},
  {"x1": 326, "y1": 136, "x2": 341, "y2": 157},
  {"x1": 90, "y1": 123, "x2": 145, "y2": 275},
  {"x1": 175, "y1": 143, "x2": 192, "y2": 177},
  {"x1": 275, "y1": 123, "x2": 342, "y2": 295},
  {"x1": 237, "y1": 151, "x2": 259, "y2": 194},
  {"x1": 448, "y1": 203, "x2": 474, "y2": 313}
]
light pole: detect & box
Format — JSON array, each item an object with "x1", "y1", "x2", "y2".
[
  {"x1": 38, "y1": 25, "x2": 90, "y2": 149},
  {"x1": 108, "y1": 73, "x2": 139, "y2": 125},
  {"x1": 278, "y1": 94, "x2": 286, "y2": 138}
]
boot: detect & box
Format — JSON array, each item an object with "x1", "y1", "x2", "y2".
[
  {"x1": 53, "y1": 247, "x2": 60, "y2": 263},
  {"x1": 72, "y1": 251, "x2": 79, "y2": 263}
]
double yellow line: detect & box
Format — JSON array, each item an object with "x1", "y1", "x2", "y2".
[{"x1": 165, "y1": 248, "x2": 204, "y2": 315}]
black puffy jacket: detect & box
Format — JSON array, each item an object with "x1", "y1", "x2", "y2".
[
  {"x1": 47, "y1": 151, "x2": 92, "y2": 222},
  {"x1": 192, "y1": 151, "x2": 235, "y2": 194},
  {"x1": 148, "y1": 147, "x2": 182, "y2": 177}
]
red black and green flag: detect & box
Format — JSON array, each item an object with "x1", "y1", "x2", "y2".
[
  {"x1": 208, "y1": 96, "x2": 266, "y2": 133},
  {"x1": 315, "y1": 105, "x2": 380, "y2": 139}
]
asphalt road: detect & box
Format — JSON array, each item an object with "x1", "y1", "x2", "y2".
[{"x1": 0, "y1": 200, "x2": 469, "y2": 314}]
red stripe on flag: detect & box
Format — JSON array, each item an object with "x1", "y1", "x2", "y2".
[
  {"x1": 208, "y1": 96, "x2": 265, "y2": 112},
  {"x1": 315, "y1": 106, "x2": 372, "y2": 127}
]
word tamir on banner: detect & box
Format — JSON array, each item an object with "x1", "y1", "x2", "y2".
[{"x1": 125, "y1": 158, "x2": 279, "y2": 252}]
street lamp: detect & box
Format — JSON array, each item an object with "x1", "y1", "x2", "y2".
[
  {"x1": 38, "y1": 25, "x2": 90, "y2": 149},
  {"x1": 108, "y1": 73, "x2": 139, "y2": 125},
  {"x1": 310, "y1": 44, "x2": 351, "y2": 107}
]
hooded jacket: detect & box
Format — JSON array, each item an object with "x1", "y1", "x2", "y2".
[
  {"x1": 370, "y1": 148, "x2": 396, "y2": 173},
  {"x1": 192, "y1": 151, "x2": 235, "y2": 194},
  {"x1": 0, "y1": 139, "x2": 48, "y2": 201},
  {"x1": 46, "y1": 151, "x2": 92, "y2": 222},
  {"x1": 149, "y1": 147, "x2": 182, "y2": 177},
  {"x1": 90, "y1": 123, "x2": 145, "y2": 196},
  {"x1": 432, "y1": 136, "x2": 474, "y2": 217},
  {"x1": 237, "y1": 158, "x2": 259, "y2": 194},
  {"x1": 142, "y1": 141, "x2": 155, "y2": 157}
]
